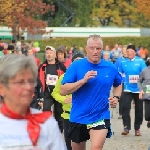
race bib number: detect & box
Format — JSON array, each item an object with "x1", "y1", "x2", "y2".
[
  {"x1": 129, "y1": 75, "x2": 139, "y2": 83},
  {"x1": 146, "y1": 85, "x2": 150, "y2": 93},
  {"x1": 46, "y1": 74, "x2": 58, "y2": 86}
]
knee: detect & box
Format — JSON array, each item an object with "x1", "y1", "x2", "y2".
[{"x1": 91, "y1": 144, "x2": 103, "y2": 150}]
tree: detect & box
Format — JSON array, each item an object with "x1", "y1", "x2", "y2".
[
  {"x1": 0, "y1": 0, "x2": 12, "y2": 24},
  {"x1": 0, "y1": 0, "x2": 52, "y2": 40},
  {"x1": 134, "y1": 0, "x2": 150, "y2": 20},
  {"x1": 91, "y1": 0, "x2": 138, "y2": 27}
]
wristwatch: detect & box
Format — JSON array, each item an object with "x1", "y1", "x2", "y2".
[{"x1": 113, "y1": 96, "x2": 120, "y2": 101}]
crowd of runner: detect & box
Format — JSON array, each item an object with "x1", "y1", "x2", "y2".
[{"x1": 0, "y1": 36, "x2": 149, "y2": 150}]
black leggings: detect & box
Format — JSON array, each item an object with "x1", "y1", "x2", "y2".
[
  {"x1": 122, "y1": 92, "x2": 143, "y2": 130},
  {"x1": 145, "y1": 100, "x2": 150, "y2": 121},
  {"x1": 64, "y1": 119, "x2": 72, "y2": 150}
]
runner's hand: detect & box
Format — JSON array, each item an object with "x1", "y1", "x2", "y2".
[
  {"x1": 139, "y1": 90, "x2": 144, "y2": 100},
  {"x1": 64, "y1": 97, "x2": 72, "y2": 104},
  {"x1": 108, "y1": 97, "x2": 118, "y2": 108},
  {"x1": 82, "y1": 70, "x2": 97, "y2": 83}
]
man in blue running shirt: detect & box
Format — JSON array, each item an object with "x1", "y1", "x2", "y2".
[
  {"x1": 60, "y1": 34, "x2": 122, "y2": 150},
  {"x1": 119, "y1": 44, "x2": 146, "y2": 136}
]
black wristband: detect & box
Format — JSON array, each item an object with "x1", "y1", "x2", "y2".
[{"x1": 113, "y1": 96, "x2": 120, "y2": 100}]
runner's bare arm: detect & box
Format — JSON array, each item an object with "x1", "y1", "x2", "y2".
[
  {"x1": 60, "y1": 79, "x2": 86, "y2": 96},
  {"x1": 108, "y1": 84, "x2": 122, "y2": 107},
  {"x1": 113, "y1": 84, "x2": 122, "y2": 98}
]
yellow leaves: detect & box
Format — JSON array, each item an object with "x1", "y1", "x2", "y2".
[
  {"x1": 91, "y1": 0, "x2": 138, "y2": 26},
  {"x1": 134, "y1": 0, "x2": 150, "y2": 20}
]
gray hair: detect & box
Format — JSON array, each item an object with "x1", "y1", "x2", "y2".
[
  {"x1": 87, "y1": 34, "x2": 103, "y2": 48},
  {"x1": 0, "y1": 54, "x2": 38, "y2": 86}
]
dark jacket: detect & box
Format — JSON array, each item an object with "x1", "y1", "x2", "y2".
[
  {"x1": 30, "y1": 77, "x2": 44, "y2": 109},
  {"x1": 38, "y1": 59, "x2": 66, "y2": 92}
]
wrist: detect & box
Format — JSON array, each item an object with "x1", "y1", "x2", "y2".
[{"x1": 113, "y1": 96, "x2": 120, "y2": 101}]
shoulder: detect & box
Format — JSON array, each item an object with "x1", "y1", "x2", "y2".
[
  {"x1": 101, "y1": 60, "x2": 118, "y2": 71},
  {"x1": 38, "y1": 62, "x2": 47, "y2": 69},
  {"x1": 71, "y1": 58, "x2": 87, "y2": 66},
  {"x1": 58, "y1": 61, "x2": 66, "y2": 71},
  {"x1": 134, "y1": 56, "x2": 144, "y2": 61},
  {"x1": 101, "y1": 59, "x2": 115, "y2": 67},
  {"x1": 142, "y1": 67, "x2": 149, "y2": 72},
  {"x1": 66, "y1": 58, "x2": 72, "y2": 62}
]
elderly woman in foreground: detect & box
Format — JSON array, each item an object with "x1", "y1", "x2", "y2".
[{"x1": 0, "y1": 54, "x2": 66, "y2": 150}]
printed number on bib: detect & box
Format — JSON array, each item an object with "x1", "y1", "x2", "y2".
[
  {"x1": 46, "y1": 74, "x2": 58, "y2": 86},
  {"x1": 129, "y1": 75, "x2": 139, "y2": 83},
  {"x1": 146, "y1": 85, "x2": 150, "y2": 93}
]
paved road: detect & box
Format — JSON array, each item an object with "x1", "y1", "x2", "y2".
[{"x1": 86, "y1": 104, "x2": 150, "y2": 150}]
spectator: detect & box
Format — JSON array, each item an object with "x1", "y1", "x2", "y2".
[{"x1": 56, "y1": 45, "x2": 72, "y2": 69}]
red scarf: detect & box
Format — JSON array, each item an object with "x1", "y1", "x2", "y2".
[{"x1": 0, "y1": 103, "x2": 52, "y2": 146}]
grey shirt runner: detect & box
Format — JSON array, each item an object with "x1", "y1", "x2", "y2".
[{"x1": 137, "y1": 66, "x2": 150, "y2": 99}]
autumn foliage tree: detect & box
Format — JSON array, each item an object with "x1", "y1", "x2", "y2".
[
  {"x1": 134, "y1": 0, "x2": 150, "y2": 20},
  {"x1": 91, "y1": 0, "x2": 138, "y2": 27},
  {"x1": 0, "y1": 0, "x2": 52, "y2": 40}
]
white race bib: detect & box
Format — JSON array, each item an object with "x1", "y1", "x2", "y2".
[
  {"x1": 129, "y1": 75, "x2": 139, "y2": 83},
  {"x1": 46, "y1": 74, "x2": 58, "y2": 86}
]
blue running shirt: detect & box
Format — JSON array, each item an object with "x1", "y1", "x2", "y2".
[
  {"x1": 62, "y1": 58, "x2": 122, "y2": 124},
  {"x1": 119, "y1": 56, "x2": 146, "y2": 93}
]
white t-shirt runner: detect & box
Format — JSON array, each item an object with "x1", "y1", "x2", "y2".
[{"x1": 0, "y1": 108, "x2": 67, "y2": 150}]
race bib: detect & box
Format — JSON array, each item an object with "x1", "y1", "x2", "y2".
[
  {"x1": 146, "y1": 85, "x2": 150, "y2": 93},
  {"x1": 46, "y1": 74, "x2": 58, "y2": 86},
  {"x1": 129, "y1": 75, "x2": 139, "y2": 83}
]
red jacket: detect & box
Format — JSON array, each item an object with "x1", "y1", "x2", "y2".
[
  {"x1": 35, "y1": 57, "x2": 40, "y2": 66},
  {"x1": 63, "y1": 58, "x2": 72, "y2": 68},
  {"x1": 38, "y1": 59, "x2": 66, "y2": 91}
]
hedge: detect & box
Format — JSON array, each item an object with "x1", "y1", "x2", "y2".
[{"x1": 26, "y1": 37, "x2": 150, "y2": 52}]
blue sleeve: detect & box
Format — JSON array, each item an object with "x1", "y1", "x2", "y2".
[
  {"x1": 114, "y1": 58, "x2": 119, "y2": 69},
  {"x1": 61, "y1": 61, "x2": 77, "y2": 84},
  {"x1": 113, "y1": 71, "x2": 122, "y2": 87},
  {"x1": 118, "y1": 61, "x2": 123, "y2": 73}
]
